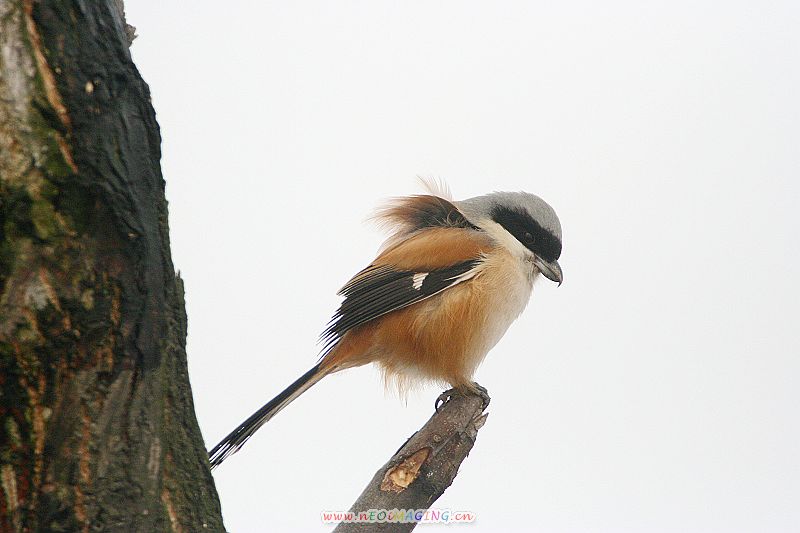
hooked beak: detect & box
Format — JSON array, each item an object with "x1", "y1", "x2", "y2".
[{"x1": 534, "y1": 258, "x2": 563, "y2": 286}]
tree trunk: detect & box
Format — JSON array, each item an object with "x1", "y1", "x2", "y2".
[{"x1": 0, "y1": 1, "x2": 224, "y2": 531}]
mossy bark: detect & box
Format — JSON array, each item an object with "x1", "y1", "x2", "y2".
[{"x1": 0, "y1": 1, "x2": 224, "y2": 531}]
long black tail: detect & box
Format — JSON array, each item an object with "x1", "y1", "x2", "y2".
[{"x1": 208, "y1": 363, "x2": 327, "y2": 468}]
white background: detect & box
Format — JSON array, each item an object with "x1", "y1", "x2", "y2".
[{"x1": 126, "y1": 2, "x2": 799, "y2": 531}]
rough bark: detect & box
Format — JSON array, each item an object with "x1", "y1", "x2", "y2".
[
  {"x1": 333, "y1": 389, "x2": 489, "y2": 533},
  {"x1": 0, "y1": 1, "x2": 223, "y2": 531}
]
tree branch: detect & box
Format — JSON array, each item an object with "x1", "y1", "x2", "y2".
[{"x1": 333, "y1": 388, "x2": 489, "y2": 533}]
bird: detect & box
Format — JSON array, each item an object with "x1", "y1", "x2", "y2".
[{"x1": 208, "y1": 183, "x2": 563, "y2": 468}]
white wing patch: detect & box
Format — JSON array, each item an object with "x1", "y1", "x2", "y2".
[{"x1": 412, "y1": 272, "x2": 429, "y2": 290}]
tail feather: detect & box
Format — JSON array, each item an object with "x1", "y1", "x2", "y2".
[{"x1": 208, "y1": 363, "x2": 327, "y2": 468}]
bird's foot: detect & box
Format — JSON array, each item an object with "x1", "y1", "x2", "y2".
[
  {"x1": 435, "y1": 388, "x2": 456, "y2": 412},
  {"x1": 435, "y1": 382, "x2": 490, "y2": 412},
  {"x1": 470, "y1": 382, "x2": 491, "y2": 410}
]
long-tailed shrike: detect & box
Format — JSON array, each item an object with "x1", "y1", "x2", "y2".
[{"x1": 209, "y1": 183, "x2": 562, "y2": 467}]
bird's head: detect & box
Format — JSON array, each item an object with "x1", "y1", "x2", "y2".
[{"x1": 458, "y1": 191, "x2": 563, "y2": 285}]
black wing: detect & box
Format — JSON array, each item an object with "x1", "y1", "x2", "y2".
[{"x1": 320, "y1": 259, "x2": 481, "y2": 353}]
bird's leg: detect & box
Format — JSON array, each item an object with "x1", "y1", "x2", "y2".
[{"x1": 435, "y1": 382, "x2": 490, "y2": 412}]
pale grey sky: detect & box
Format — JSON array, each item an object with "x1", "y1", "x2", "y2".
[{"x1": 126, "y1": 2, "x2": 799, "y2": 531}]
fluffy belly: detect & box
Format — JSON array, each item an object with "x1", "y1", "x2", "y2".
[{"x1": 369, "y1": 251, "x2": 534, "y2": 388}]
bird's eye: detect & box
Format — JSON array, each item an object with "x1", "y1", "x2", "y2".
[{"x1": 524, "y1": 231, "x2": 534, "y2": 243}]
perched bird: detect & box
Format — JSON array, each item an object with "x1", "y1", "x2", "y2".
[{"x1": 209, "y1": 184, "x2": 563, "y2": 468}]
